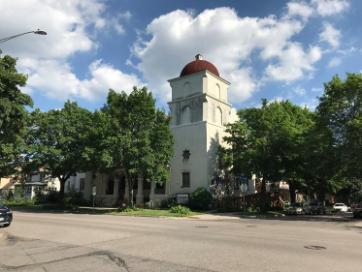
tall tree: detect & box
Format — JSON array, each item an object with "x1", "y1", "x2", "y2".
[
  {"x1": 317, "y1": 73, "x2": 362, "y2": 179},
  {"x1": 149, "y1": 110, "x2": 174, "y2": 183},
  {"x1": 103, "y1": 87, "x2": 173, "y2": 206},
  {"x1": 222, "y1": 100, "x2": 314, "y2": 209},
  {"x1": 0, "y1": 55, "x2": 33, "y2": 178},
  {"x1": 28, "y1": 101, "x2": 92, "y2": 197}
]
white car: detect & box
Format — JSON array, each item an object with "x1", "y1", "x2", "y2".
[{"x1": 333, "y1": 203, "x2": 349, "y2": 212}]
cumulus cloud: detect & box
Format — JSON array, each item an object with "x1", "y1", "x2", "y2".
[
  {"x1": 132, "y1": 7, "x2": 323, "y2": 104},
  {"x1": 0, "y1": 0, "x2": 141, "y2": 101},
  {"x1": 320, "y1": 23, "x2": 341, "y2": 49},
  {"x1": 311, "y1": 0, "x2": 350, "y2": 16},
  {"x1": 18, "y1": 58, "x2": 143, "y2": 100},
  {"x1": 286, "y1": 1, "x2": 314, "y2": 21},
  {"x1": 265, "y1": 43, "x2": 321, "y2": 81}
]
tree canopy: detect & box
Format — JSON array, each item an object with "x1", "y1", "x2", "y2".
[
  {"x1": 28, "y1": 101, "x2": 92, "y2": 196},
  {"x1": 0, "y1": 55, "x2": 33, "y2": 178}
]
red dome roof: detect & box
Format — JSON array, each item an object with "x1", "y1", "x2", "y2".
[{"x1": 180, "y1": 54, "x2": 220, "y2": 77}]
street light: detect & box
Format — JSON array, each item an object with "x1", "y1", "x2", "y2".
[
  {"x1": 0, "y1": 29, "x2": 47, "y2": 44},
  {"x1": 0, "y1": 29, "x2": 47, "y2": 55}
]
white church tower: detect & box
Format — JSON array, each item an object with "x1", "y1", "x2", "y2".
[{"x1": 168, "y1": 54, "x2": 236, "y2": 196}]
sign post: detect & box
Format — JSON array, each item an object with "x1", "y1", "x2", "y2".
[
  {"x1": 92, "y1": 186, "x2": 96, "y2": 208},
  {"x1": 240, "y1": 183, "x2": 248, "y2": 211}
]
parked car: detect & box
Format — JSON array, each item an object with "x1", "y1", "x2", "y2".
[
  {"x1": 0, "y1": 202, "x2": 13, "y2": 227},
  {"x1": 352, "y1": 202, "x2": 362, "y2": 218},
  {"x1": 308, "y1": 202, "x2": 325, "y2": 214},
  {"x1": 286, "y1": 203, "x2": 305, "y2": 215},
  {"x1": 333, "y1": 203, "x2": 349, "y2": 213}
]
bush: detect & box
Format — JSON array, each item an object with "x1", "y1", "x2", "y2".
[
  {"x1": 34, "y1": 189, "x2": 87, "y2": 207},
  {"x1": 3, "y1": 198, "x2": 35, "y2": 207},
  {"x1": 120, "y1": 207, "x2": 140, "y2": 212},
  {"x1": 169, "y1": 205, "x2": 191, "y2": 215},
  {"x1": 190, "y1": 187, "x2": 213, "y2": 210},
  {"x1": 160, "y1": 196, "x2": 177, "y2": 209}
]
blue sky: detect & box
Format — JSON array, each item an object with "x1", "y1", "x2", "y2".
[{"x1": 1, "y1": 0, "x2": 361, "y2": 112}]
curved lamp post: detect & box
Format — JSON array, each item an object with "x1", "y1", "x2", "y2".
[
  {"x1": 0, "y1": 29, "x2": 47, "y2": 44},
  {"x1": 0, "y1": 29, "x2": 47, "y2": 54}
]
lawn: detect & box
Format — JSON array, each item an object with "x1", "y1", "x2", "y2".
[
  {"x1": 112, "y1": 208, "x2": 201, "y2": 217},
  {"x1": 3, "y1": 200, "x2": 201, "y2": 217}
]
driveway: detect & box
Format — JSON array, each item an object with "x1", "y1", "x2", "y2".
[{"x1": 1, "y1": 211, "x2": 361, "y2": 271}]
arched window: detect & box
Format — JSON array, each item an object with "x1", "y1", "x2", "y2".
[
  {"x1": 216, "y1": 83, "x2": 221, "y2": 99},
  {"x1": 181, "y1": 106, "x2": 191, "y2": 124},
  {"x1": 215, "y1": 107, "x2": 222, "y2": 125}
]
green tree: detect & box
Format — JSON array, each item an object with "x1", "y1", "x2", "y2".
[
  {"x1": 103, "y1": 87, "x2": 173, "y2": 206},
  {"x1": 222, "y1": 100, "x2": 314, "y2": 209},
  {"x1": 149, "y1": 110, "x2": 174, "y2": 183},
  {"x1": 0, "y1": 55, "x2": 33, "y2": 178},
  {"x1": 317, "y1": 73, "x2": 362, "y2": 179},
  {"x1": 28, "y1": 101, "x2": 92, "y2": 197}
]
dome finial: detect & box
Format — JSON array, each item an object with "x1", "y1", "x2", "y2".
[{"x1": 195, "y1": 54, "x2": 203, "y2": 60}]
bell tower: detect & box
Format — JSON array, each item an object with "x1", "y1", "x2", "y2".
[{"x1": 168, "y1": 54, "x2": 234, "y2": 196}]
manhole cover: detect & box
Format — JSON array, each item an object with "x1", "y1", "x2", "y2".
[
  {"x1": 304, "y1": 245, "x2": 327, "y2": 250},
  {"x1": 195, "y1": 225, "x2": 208, "y2": 228}
]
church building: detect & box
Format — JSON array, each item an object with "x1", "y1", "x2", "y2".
[
  {"x1": 64, "y1": 54, "x2": 238, "y2": 207},
  {"x1": 167, "y1": 54, "x2": 238, "y2": 201}
]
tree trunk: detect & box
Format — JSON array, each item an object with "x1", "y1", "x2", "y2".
[
  {"x1": 130, "y1": 178, "x2": 134, "y2": 208},
  {"x1": 259, "y1": 178, "x2": 268, "y2": 213},
  {"x1": 289, "y1": 182, "x2": 296, "y2": 205},
  {"x1": 59, "y1": 179, "x2": 66, "y2": 199}
]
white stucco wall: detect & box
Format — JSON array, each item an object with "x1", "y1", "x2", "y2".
[{"x1": 168, "y1": 68, "x2": 234, "y2": 196}]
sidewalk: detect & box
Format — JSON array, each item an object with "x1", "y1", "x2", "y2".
[
  {"x1": 353, "y1": 220, "x2": 362, "y2": 228},
  {"x1": 189, "y1": 212, "x2": 243, "y2": 221}
]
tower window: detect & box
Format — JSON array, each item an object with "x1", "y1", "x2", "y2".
[
  {"x1": 181, "y1": 106, "x2": 191, "y2": 124},
  {"x1": 216, "y1": 107, "x2": 223, "y2": 125},
  {"x1": 182, "y1": 172, "x2": 190, "y2": 188},
  {"x1": 216, "y1": 83, "x2": 221, "y2": 99}
]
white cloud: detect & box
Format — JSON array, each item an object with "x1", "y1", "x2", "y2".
[
  {"x1": 132, "y1": 7, "x2": 322, "y2": 104},
  {"x1": 320, "y1": 23, "x2": 341, "y2": 49},
  {"x1": 0, "y1": 0, "x2": 105, "y2": 59},
  {"x1": 293, "y1": 86, "x2": 307, "y2": 96},
  {"x1": 328, "y1": 56, "x2": 342, "y2": 67},
  {"x1": 265, "y1": 43, "x2": 321, "y2": 81},
  {"x1": 18, "y1": 58, "x2": 143, "y2": 100},
  {"x1": 286, "y1": 1, "x2": 314, "y2": 21},
  {"x1": 107, "y1": 11, "x2": 133, "y2": 34},
  {"x1": 311, "y1": 0, "x2": 350, "y2": 16},
  {"x1": 0, "y1": 0, "x2": 141, "y2": 101}
]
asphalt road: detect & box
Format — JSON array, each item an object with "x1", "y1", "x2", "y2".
[{"x1": 0, "y1": 212, "x2": 361, "y2": 272}]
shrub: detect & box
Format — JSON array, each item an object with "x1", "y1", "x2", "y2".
[
  {"x1": 160, "y1": 196, "x2": 177, "y2": 209},
  {"x1": 3, "y1": 198, "x2": 35, "y2": 207},
  {"x1": 169, "y1": 205, "x2": 191, "y2": 215},
  {"x1": 190, "y1": 187, "x2": 213, "y2": 210},
  {"x1": 120, "y1": 207, "x2": 140, "y2": 212}
]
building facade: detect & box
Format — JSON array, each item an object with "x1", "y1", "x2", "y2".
[
  {"x1": 65, "y1": 55, "x2": 238, "y2": 207},
  {"x1": 168, "y1": 54, "x2": 238, "y2": 199}
]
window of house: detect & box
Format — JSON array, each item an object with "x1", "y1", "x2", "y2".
[
  {"x1": 106, "y1": 179, "x2": 114, "y2": 195},
  {"x1": 79, "y1": 178, "x2": 85, "y2": 191},
  {"x1": 182, "y1": 172, "x2": 190, "y2": 188}
]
